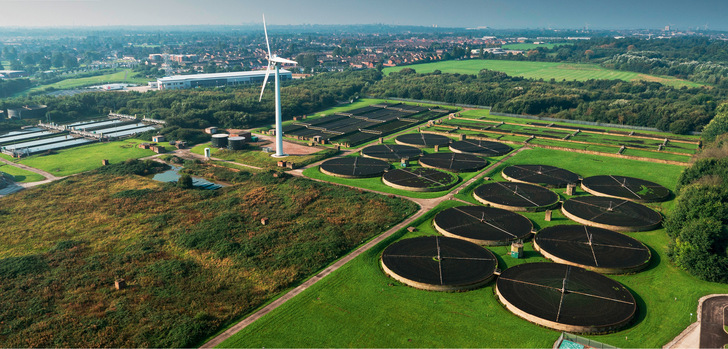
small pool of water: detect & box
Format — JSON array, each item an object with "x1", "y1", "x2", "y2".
[{"x1": 152, "y1": 166, "x2": 224, "y2": 190}]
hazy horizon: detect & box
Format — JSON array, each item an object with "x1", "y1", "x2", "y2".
[{"x1": 0, "y1": 0, "x2": 726, "y2": 31}]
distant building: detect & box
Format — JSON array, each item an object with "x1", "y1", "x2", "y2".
[
  {"x1": 0, "y1": 70, "x2": 28, "y2": 79},
  {"x1": 152, "y1": 135, "x2": 166, "y2": 143},
  {"x1": 155, "y1": 70, "x2": 292, "y2": 90}
]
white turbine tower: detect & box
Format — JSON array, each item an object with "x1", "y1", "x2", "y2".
[{"x1": 259, "y1": 14, "x2": 297, "y2": 158}]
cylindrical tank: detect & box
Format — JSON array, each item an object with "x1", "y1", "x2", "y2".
[
  {"x1": 228, "y1": 136, "x2": 245, "y2": 150},
  {"x1": 211, "y1": 133, "x2": 229, "y2": 148}
]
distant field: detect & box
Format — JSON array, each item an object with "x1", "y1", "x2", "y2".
[
  {"x1": 23, "y1": 69, "x2": 152, "y2": 95},
  {"x1": 383, "y1": 60, "x2": 702, "y2": 88},
  {"x1": 12, "y1": 138, "x2": 164, "y2": 177},
  {"x1": 502, "y1": 43, "x2": 573, "y2": 50}
]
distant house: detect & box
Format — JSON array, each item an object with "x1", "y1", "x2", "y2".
[
  {"x1": 150, "y1": 145, "x2": 166, "y2": 154},
  {"x1": 152, "y1": 135, "x2": 166, "y2": 143},
  {"x1": 139, "y1": 143, "x2": 151, "y2": 149}
]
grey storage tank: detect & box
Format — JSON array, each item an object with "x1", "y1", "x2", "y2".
[
  {"x1": 227, "y1": 136, "x2": 245, "y2": 150},
  {"x1": 211, "y1": 133, "x2": 229, "y2": 148}
]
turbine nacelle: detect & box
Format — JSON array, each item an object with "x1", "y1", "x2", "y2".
[{"x1": 259, "y1": 14, "x2": 297, "y2": 102}]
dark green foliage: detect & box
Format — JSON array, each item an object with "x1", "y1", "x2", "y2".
[
  {"x1": 177, "y1": 174, "x2": 193, "y2": 189},
  {"x1": 95, "y1": 159, "x2": 169, "y2": 176},
  {"x1": 667, "y1": 134, "x2": 728, "y2": 282},
  {"x1": 0, "y1": 255, "x2": 47, "y2": 279},
  {"x1": 702, "y1": 104, "x2": 728, "y2": 142},
  {"x1": 0, "y1": 78, "x2": 32, "y2": 98},
  {"x1": 676, "y1": 157, "x2": 728, "y2": 192}
]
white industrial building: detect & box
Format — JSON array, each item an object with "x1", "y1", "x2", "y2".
[{"x1": 154, "y1": 70, "x2": 292, "y2": 90}]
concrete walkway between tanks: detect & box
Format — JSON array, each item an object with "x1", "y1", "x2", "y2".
[{"x1": 200, "y1": 145, "x2": 527, "y2": 348}]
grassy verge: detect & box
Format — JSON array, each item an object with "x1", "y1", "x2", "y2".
[
  {"x1": 10, "y1": 138, "x2": 161, "y2": 177},
  {"x1": 382, "y1": 60, "x2": 702, "y2": 88},
  {"x1": 0, "y1": 163, "x2": 45, "y2": 183},
  {"x1": 220, "y1": 146, "x2": 722, "y2": 348}
]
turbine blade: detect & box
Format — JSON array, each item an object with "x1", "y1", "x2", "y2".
[
  {"x1": 270, "y1": 57, "x2": 298, "y2": 65},
  {"x1": 263, "y1": 14, "x2": 272, "y2": 59},
  {"x1": 259, "y1": 63, "x2": 272, "y2": 102}
]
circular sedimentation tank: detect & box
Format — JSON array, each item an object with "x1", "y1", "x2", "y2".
[
  {"x1": 496, "y1": 262, "x2": 637, "y2": 333},
  {"x1": 534, "y1": 225, "x2": 651, "y2": 274},
  {"x1": 381, "y1": 236, "x2": 498, "y2": 291},
  {"x1": 360, "y1": 144, "x2": 423, "y2": 161},
  {"x1": 395, "y1": 133, "x2": 451, "y2": 148},
  {"x1": 449, "y1": 139, "x2": 512, "y2": 157},
  {"x1": 211, "y1": 133, "x2": 229, "y2": 148},
  {"x1": 319, "y1": 157, "x2": 390, "y2": 178},
  {"x1": 581, "y1": 175, "x2": 670, "y2": 203},
  {"x1": 433, "y1": 206, "x2": 533, "y2": 246},
  {"x1": 418, "y1": 152, "x2": 488, "y2": 173},
  {"x1": 473, "y1": 182, "x2": 560, "y2": 212},
  {"x1": 382, "y1": 167, "x2": 458, "y2": 192},
  {"x1": 561, "y1": 196, "x2": 662, "y2": 232},
  {"x1": 227, "y1": 136, "x2": 245, "y2": 150},
  {"x1": 502, "y1": 165, "x2": 580, "y2": 188}
]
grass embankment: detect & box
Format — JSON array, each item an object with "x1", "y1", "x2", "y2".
[
  {"x1": 0, "y1": 163, "x2": 417, "y2": 347},
  {"x1": 221, "y1": 147, "x2": 724, "y2": 348},
  {"x1": 0, "y1": 163, "x2": 45, "y2": 183},
  {"x1": 4, "y1": 139, "x2": 170, "y2": 177},
  {"x1": 190, "y1": 144, "x2": 338, "y2": 170},
  {"x1": 383, "y1": 59, "x2": 702, "y2": 88},
  {"x1": 23, "y1": 69, "x2": 151, "y2": 95}
]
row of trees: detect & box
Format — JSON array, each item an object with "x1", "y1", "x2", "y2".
[{"x1": 667, "y1": 105, "x2": 728, "y2": 282}]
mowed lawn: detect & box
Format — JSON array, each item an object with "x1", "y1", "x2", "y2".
[
  {"x1": 383, "y1": 60, "x2": 702, "y2": 88},
  {"x1": 23, "y1": 69, "x2": 152, "y2": 95},
  {"x1": 13, "y1": 139, "x2": 161, "y2": 177},
  {"x1": 218, "y1": 147, "x2": 724, "y2": 348},
  {"x1": 0, "y1": 163, "x2": 45, "y2": 183}
]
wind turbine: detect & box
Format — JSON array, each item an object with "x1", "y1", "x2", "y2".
[{"x1": 259, "y1": 14, "x2": 297, "y2": 158}]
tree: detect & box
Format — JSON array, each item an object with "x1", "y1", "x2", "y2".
[
  {"x1": 702, "y1": 103, "x2": 728, "y2": 142},
  {"x1": 178, "y1": 174, "x2": 193, "y2": 189}
]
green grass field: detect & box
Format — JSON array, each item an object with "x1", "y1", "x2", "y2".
[
  {"x1": 383, "y1": 60, "x2": 702, "y2": 88},
  {"x1": 9, "y1": 139, "x2": 164, "y2": 177},
  {"x1": 190, "y1": 144, "x2": 338, "y2": 170},
  {"x1": 502, "y1": 43, "x2": 573, "y2": 50},
  {"x1": 0, "y1": 163, "x2": 45, "y2": 183},
  {"x1": 22, "y1": 69, "x2": 152, "y2": 95},
  {"x1": 220, "y1": 147, "x2": 721, "y2": 348}
]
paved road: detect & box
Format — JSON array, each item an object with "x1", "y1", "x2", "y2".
[{"x1": 700, "y1": 295, "x2": 728, "y2": 348}]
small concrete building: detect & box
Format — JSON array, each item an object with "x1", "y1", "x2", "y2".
[
  {"x1": 152, "y1": 135, "x2": 166, "y2": 143},
  {"x1": 205, "y1": 127, "x2": 218, "y2": 135}
]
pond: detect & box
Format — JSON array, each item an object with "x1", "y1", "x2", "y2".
[{"x1": 152, "y1": 166, "x2": 224, "y2": 190}]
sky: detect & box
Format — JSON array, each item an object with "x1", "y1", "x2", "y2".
[{"x1": 0, "y1": 0, "x2": 726, "y2": 30}]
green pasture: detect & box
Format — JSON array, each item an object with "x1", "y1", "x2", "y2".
[
  {"x1": 0, "y1": 163, "x2": 45, "y2": 183},
  {"x1": 383, "y1": 60, "x2": 702, "y2": 88},
  {"x1": 221, "y1": 146, "x2": 721, "y2": 348},
  {"x1": 501, "y1": 43, "x2": 573, "y2": 50},
  {"x1": 10, "y1": 138, "x2": 164, "y2": 177},
  {"x1": 23, "y1": 69, "x2": 151, "y2": 95}
]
